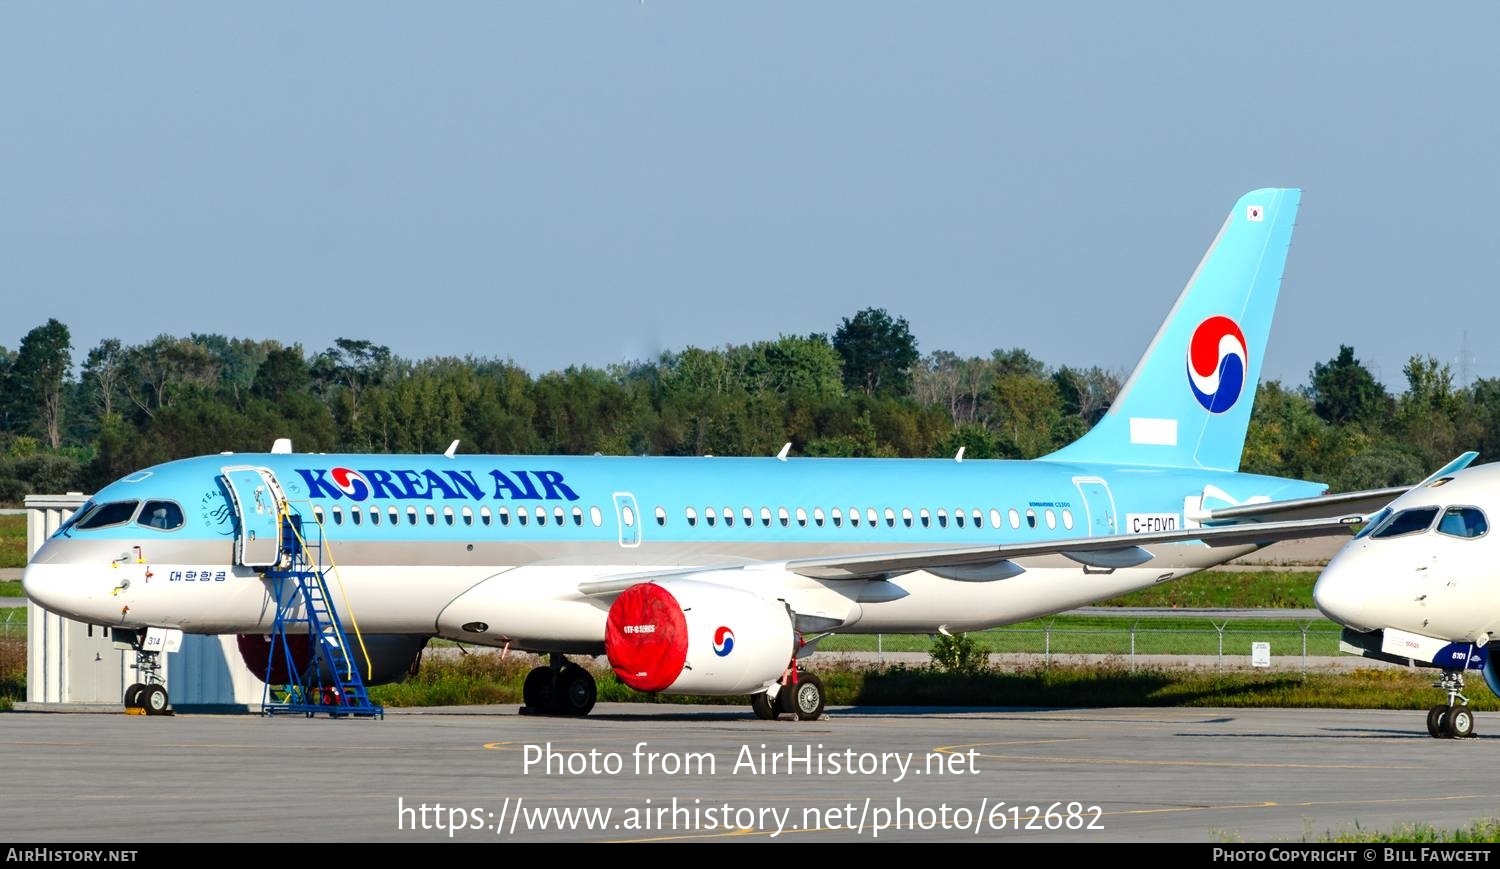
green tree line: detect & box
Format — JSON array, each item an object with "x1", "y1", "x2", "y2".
[{"x1": 0, "y1": 312, "x2": 1488, "y2": 501}]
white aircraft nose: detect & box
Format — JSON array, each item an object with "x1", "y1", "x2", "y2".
[
  {"x1": 1312, "y1": 557, "x2": 1370, "y2": 631},
  {"x1": 21, "y1": 561, "x2": 89, "y2": 623}
]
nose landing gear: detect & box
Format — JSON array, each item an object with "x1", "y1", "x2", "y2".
[{"x1": 1425, "y1": 670, "x2": 1475, "y2": 739}]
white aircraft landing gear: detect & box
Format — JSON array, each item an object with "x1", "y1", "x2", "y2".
[
  {"x1": 522, "y1": 654, "x2": 597, "y2": 717},
  {"x1": 1426, "y1": 671, "x2": 1475, "y2": 739},
  {"x1": 750, "y1": 668, "x2": 825, "y2": 721},
  {"x1": 120, "y1": 631, "x2": 171, "y2": 716}
]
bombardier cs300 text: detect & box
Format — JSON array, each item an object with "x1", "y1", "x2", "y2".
[{"x1": 25, "y1": 188, "x2": 1381, "y2": 719}]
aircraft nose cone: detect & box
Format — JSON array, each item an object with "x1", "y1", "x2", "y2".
[{"x1": 1313, "y1": 561, "x2": 1369, "y2": 631}]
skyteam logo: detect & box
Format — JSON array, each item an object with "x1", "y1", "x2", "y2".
[
  {"x1": 329, "y1": 467, "x2": 371, "y2": 501},
  {"x1": 1187, "y1": 315, "x2": 1248, "y2": 414},
  {"x1": 712, "y1": 626, "x2": 735, "y2": 657}
]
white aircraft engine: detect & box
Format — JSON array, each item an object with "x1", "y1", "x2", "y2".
[{"x1": 604, "y1": 580, "x2": 794, "y2": 695}]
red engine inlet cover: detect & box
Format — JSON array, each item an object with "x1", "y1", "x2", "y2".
[{"x1": 605, "y1": 583, "x2": 689, "y2": 692}]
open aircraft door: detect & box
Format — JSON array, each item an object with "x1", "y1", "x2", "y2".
[{"x1": 221, "y1": 466, "x2": 291, "y2": 568}]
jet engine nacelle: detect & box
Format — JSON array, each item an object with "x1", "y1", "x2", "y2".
[
  {"x1": 236, "y1": 633, "x2": 429, "y2": 686},
  {"x1": 605, "y1": 580, "x2": 794, "y2": 695}
]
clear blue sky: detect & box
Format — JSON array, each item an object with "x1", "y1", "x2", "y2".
[{"x1": 3, "y1": 3, "x2": 1497, "y2": 389}]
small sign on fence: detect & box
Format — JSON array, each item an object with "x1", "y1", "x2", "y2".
[{"x1": 1251, "y1": 641, "x2": 1271, "y2": 668}]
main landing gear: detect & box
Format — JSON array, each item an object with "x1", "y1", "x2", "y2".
[
  {"x1": 1425, "y1": 670, "x2": 1476, "y2": 739},
  {"x1": 750, "y1": 668, "x2": 826, "y2": 722},
  {"x1": 522, "y1": 654, "x2": 598, "y2": 717}
]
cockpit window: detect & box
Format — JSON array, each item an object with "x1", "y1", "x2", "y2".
[
  {"x1": 137, "y1": 500, "x2": 185, "y2": 532},
  {"x1": 1437, "y1": 506, "x2": 1488, "y2": 539},
  {"x1": 1353, "y1": 507, "x2": 1392, "y2": 540},
  {"x1": 74, "y1": 500, "x2": 141, "y2": 530},
  {"x1": 1370, "y1": 506, "x2": 1440, "y2": 539}
]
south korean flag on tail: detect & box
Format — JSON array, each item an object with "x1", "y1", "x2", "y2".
[{"x1": 1246, "y1": 205, "x2": 1265, "y2": 221}]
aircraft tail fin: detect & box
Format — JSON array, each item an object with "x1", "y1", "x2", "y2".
[{"x1": 1045, "y1": 187, "x2": 1301, "y2": 471}]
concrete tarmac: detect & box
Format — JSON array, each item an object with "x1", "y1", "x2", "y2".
[{"x1": 2, "y1": 704, "x2": 1496, "y2": 842}]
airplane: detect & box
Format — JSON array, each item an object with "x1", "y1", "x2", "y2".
[
  {"x1": 1312, "y1": 454, "x2": 1500, "y2": 739},
  {"x1": 24, "y1": 187, "x2": 1384, "y2": 720}
]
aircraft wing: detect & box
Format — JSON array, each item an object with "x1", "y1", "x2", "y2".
[
  {"x1": 1198, "y1": 452, "x2": 1479, "y2": 526},
  {"x1": 782, "y1": 515, "x2": 1361, "y2": 581},
  {"x1": 577, "y1": 514, "x2": 1360, "y2": 595}
]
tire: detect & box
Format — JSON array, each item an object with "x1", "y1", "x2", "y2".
[
  {"x1": 141, "y1": 685, "x2": 169, "y2": 716},
  {"x1": 557, "y1": 667, "x2": 597, "y2": 717},
  {"x1": 1445, "y1": 705, "x2": 1476, "y2": 739},
  {"x1": 751, "y1": 692, "x2": 779, "y2": 720},
  {"x1": 124, "y1": 683, "x2": 146, "y2": 709},
  {"x1": 1427, "y1": 705, "x2": 1447, "y2": 738},
  {"x1": 786, "y1": 672, "x2": 825, "y2": 721},
  {"x1": 522, "y1": 666, "x2": 555, "y2": 712}
]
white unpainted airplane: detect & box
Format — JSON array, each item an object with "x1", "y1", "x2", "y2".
[
  {"x1": 23, "y1": 188, "x2": 1396, "y2": 719},
  {"x1": 1313, "y1": 453, "x2": 1500, "y2": 739}
]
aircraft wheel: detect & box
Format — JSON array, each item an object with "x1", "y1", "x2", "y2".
[
  {"x1": 557, "y1": 666, "x2": 597, "y2": 717},
  {"x1": 1445, "y1": 705, "x2": 1476, "y2": 739},
  {"x1": 123, "y1": 683, "x2": 146, "y2": 709},
  {"x1": 141, "y1": 685, "x2": 169, "y2": 716},
  {"x1": 780, "y1": 672, "x2": 825, "y2": 721},
  {"x1": 522, "y1": 666, "x2": 555, "y2": 712},
  {"x1": 1427, "y1": 705, "x2": 1451, "y2": 739},
  {"x1": 750, "y1": 691, "x2": 779, "y2": 720}
]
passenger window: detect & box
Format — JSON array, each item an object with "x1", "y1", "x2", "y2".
[
  {"x1": 955, "y1": 510, "x2": 966, "y2": 528},
  {"x1": 590, "y1": 506, "x2": 603, "y2": 527},
  {"x1": 1008, "y1": 508, "x2": 1021, "y2": 529},
  {"x1": 621, "y1": 506, "x2": 635, "y2": 528},
  {"x1": 369, "y1": 506, "x2": 381, "y2": 526},
  {"x1": 553, "y1": 506, "x2": 565, "y2": 525},
  {"x1": 850, "y1": 508, "x2": 861, "y2": 527},
  {"x1": 480, "y1": 507, "x2": 492, "y2": 526},
  {"x1": 462, "y1": 506, "x2": 473, "y2": 526},
  {"x1": 351, "y1": 508, "x2": 362, "y2": 526},
  {"x1": 867, "y1": 508, "x2": 878, "y2": 526},
  {"x1": 920, "y1": 509, "x2": 930, "y2": 528},
  {"x1": 937, "y1": 509, "x2": 948, "y2": 528},
  {"x1": 332, "y1": 506, "x2": 343, "y2": 525},
  {"x1": 796, "y1": 507, "x2": 808, "y2": 527},
  {"x1": 535, "y1": 506, "x2": 547, "y2": 526},
  {"x1": 1045, "y1": 509, "x2": 1057, "y2": 530},
  {"x1": 972, "y1": 509, "x2": 983, "y2": 529},
  {"x1": 761, "y1": 507, "x2": 772, "y2": 527},
  {"x1": 137, "y1": 500, "x2": 184, "y2": 531},
  {"x1": 1025, "y1": 509, "x2": 1037, "y2": 529},
  {"x1": 705, "y1": 508, "x2": 717, "y2": 527},
  {"x1": 814, "y1": 508, "x2": 826, "y2": 527},
  {"x1": 313, "y1": 506, "x2": 325, "y2": 525},
  {"x1": 655, "y1": 506, "x2": 667, "y2": 526},
  {"x1": 686, "y1": 507, "x2": 698, "y2": 527},
  {"x1": 724, "y1": 507, "x2": 736, "y2": 527},
  {"x1": 1062, "y1": 509, "x2": 1074, "y2": 530},
  {"x1": 989, "y1": 509, "x2": 1002, "y2": 529},
  {"x1": 743, "y1": 507, "x2": 754, "y2": 526},
  {"x1": 444, "y1": 507, "x2": 456, "y2": 526},
  {"x1": 390, "y1": 506, "x2": 401, "y2": 526},
  {"x1": 1437, "y1": 506, "x2": 1489, "y2": 539},
  {"x1": 1371, "y1": 506, "x2": 1439, "y2": 539},
  {"x1": 77, "y1": 500, "x2": 139, "y2": 530},
  {"x1": 778, "y1": 507, "x2": 790, "y2": 527},
  {"x1": 517, "y1": 509, "x2": 529, "y2": 526},
  {"x1": 832, "y1": 508, "x2": 843, "y2": 527},
  {"x1": 408, "y1": 507, "x2": 419, "y2": 525},
  {"x1": 902, "y1": 508, "x2": 913, "y2": 528},
  {"x1": 499, "y1": 507, "x2": 511, "y2": 526},
  {"x1": 572, "y1": 507, "x2": 584, "y2": 526}
]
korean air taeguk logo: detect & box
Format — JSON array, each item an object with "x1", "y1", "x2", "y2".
[
  {"x1": 329, "y1": 467, "x2": 371, "y2": 500},
  {"x1": 713, "y1": 626, "x2": 735, "y2": 657},
  {"x1": 1187, "y1": 316, "x2": 1248, "y2": 414}
]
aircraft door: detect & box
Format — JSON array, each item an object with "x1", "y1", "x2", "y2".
[
  {"x1": 1073, "y1": 477, "x2": 1118, "y2": 536},
  {"x1": 222, "y1": 466, "x2": 290, "y2": 568},
  {"x1": 612, "y1": 492, "x2": 642, "y2": 548}
]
